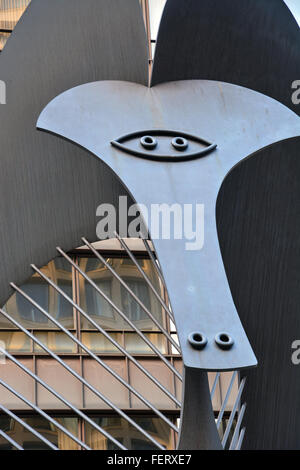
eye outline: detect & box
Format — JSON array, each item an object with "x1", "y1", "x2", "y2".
[{"x1": 111, "y1": 129, "x2": 217, "y2": 162}]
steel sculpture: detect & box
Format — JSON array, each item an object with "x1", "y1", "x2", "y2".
[
  {"x1": 38, "y1": 79, "x2": 300, "y2": 448},
  {"x1": 152, "y1": 0, "x2": 300, "y2": 449},
  {"x1": 0, "y1": 0, "x2": 299, "y2": 450}
]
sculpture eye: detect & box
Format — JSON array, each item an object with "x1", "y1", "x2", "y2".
[{"x1": 111, "y1": 130, "x2": 217, "y2": 162}]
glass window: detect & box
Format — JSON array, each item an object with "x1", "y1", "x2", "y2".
[
  {"x1": 85, "y1": 415, "x2": 173, "y2": 450},
  {"x1": 81, "y1": 332, "x2": 122, "y2": 354},
  {"x1": 1, "y1": 259, "x2": 74, "y2": 329},
  {"x1": 117, "y1": 258, "x2": 165, "y2": 330},
  {"x1": 79, "y1": 258, "x2": 114, "y2": 330},
  {"x1": 0, "y1": 415, "x2": 79, "y2": 450},
  {"x1": 1, "y1": 252, "x2": 169, "y2": 345},
  {"x1": 16, "y1": 280, "x2": 49, "y2": 324},
  {"x1": 78, "y1": 256, "x2": 165, "y2": 331},
  {"x1": 85, "y1": 280, "x2": 113, "y2": 319},
  {"x1": 0, "y1": 331, "x2": 31, "y2": 352},
  {"x1": 121, "y1": 279, "x2": 151, "y2": 322},
  {"x1": 124, "y1": 332, "x2": 167, "y2": 354},
  {"x1": 33, "y1": 331, "x2": 77, "y2": 353}
]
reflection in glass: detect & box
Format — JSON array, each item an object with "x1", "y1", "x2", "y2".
[
  {"x1": 125, "y1": 333, "x2": 167, "y2": 354},
  {"x1": 2, "y1": 259, "x2": 74, "y2": 329},
  {"x1": 79, "y1": 257, "x2": 165, "y2": 331},
  {"x1": 81, "y1": 332, "x2": 122, "y2": 353},
  {"x1": 34, "y1": 332, "x2": 77, "y2": 353},
  {"x1": 0, "y1": 331, "x2": 31, "y2": 352},
  {"x1": 0, "y1": 32, "x2": 9, "y2": 50},
  {"x1": 0, "y1": 415, "x2": 79, "y2": 450},
  {"x1": 85, "y1": 415, "x2": 173, "y2": 450},
  {"x1": 79, "y1": 258, "x2": 113, "y2": 330},
  {"x1": 121, "y1": 279, "x2": 151, "y2": 322}
]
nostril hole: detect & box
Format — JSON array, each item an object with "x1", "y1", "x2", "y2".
[
  {"x1": 140, "y1": 135, "x2": 157, "y2": 150},
  {"x1": 220, "y1": 334, "x2": 229, "y2": 343},
  {"x1": 172, "y1": 136, "x2": 188, "y2": 151},
  {"x1": 215, "y1": 332, "x2": 234, "y2": 350},
  {"x1": 188, "y1": 331, "x2": 207, "y2": 350},
  {"x1": 193, "y1": 333, "x2": 203, "y2": 343}
]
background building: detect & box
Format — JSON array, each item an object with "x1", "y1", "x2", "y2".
[{"x1": 0, "y1": 236, "x2": 241, "y2": 450}]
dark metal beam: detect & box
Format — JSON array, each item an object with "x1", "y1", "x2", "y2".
[
  {"x1": 177, "y1": 368, "x2": 222, "y2": 450},
  {"x1": 152, "y1": 0, "x2": 300, "y2": 115},
  {"x1": 0, "y1": 0, "x2": 148, "y2": 306},
  {"x1": 217, "y1": 137, "x2": 300, "y2": 449}
]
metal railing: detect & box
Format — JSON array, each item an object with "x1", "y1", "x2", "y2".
[{"x1": 0, "y1": 236, "x2": 246, "y2": 450}]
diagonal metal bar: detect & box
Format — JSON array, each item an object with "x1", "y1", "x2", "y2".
[
  {"x1": 216, "y1": 371, "x2": 238, "y2": 430},
  {"x1": 82, "y1": 237, "x2": 180, "y2": 353},
  {"x1": 26, "y1": 268, "x2": 181, "y2": 404},
  {"x1": 141, "y1": 238, "x2": 165, "y2": 287},
  {"x1": 11, "y1": 282, "x2": 179, "y2": 432},
  {"x1": 235, "y1": 427, "x2": 246, "y2": 450},
  {"x1": 53, "y1": 250, "x2": 182, "y2": 381},
  {"x1": 0, "y1": 404, "x2": 58, "y2": 450},
  {"x1": 0, "y1": 345, "x2": 126, "y2": 450},
  {"x1": 0, "y1": 429, "x2": 24, "y2": 450},
  {"x1": 229, "y1": 403, "x2": 246, "y2": 451},
  {"x1": 114, "y1": 232, "x2": 175, "y2": 321},
  {"x1": 210, "y1": 372, "x2": 220, "y2": 400},
  {"x1": 222, "y1": 377, "x2": 246, "y2": 448},
  {"x1": 0, "y1": 374, "x2": 91, "y2": 450},
  {"x1": 0, "y1": 308, "x2": 164, "y2": 450}
]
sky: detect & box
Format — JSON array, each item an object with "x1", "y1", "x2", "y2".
[{"x1": 284, "y1": 0, "x2": 300, "y2": 25}]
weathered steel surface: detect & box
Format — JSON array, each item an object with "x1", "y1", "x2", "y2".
[
  {"x1": 151, "y1": 0, "x2": 300, "y2": 115},
  {"x1": 217, "y1": 137, "x2": 300, "y2": 449},
  {"x1": 38, "y1": 79, "x2": 299, "y2": 371},
  {"x1": 0, "y1": 0, "x2": 147, "y2": 305}
]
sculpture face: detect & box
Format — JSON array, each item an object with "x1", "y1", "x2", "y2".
[
  {"x1": 0, "y1": 0, "x2": 299, "y2": 451},
  {"x1": 111, "y1": 129, "x2": 217, "y2": 161},
  {"x1": 37, "y1": 79, "x2": 300, "y2": 372}
]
